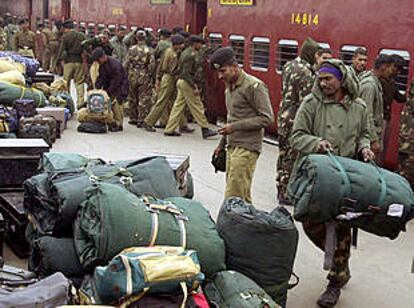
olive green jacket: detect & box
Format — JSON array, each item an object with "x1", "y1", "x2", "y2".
[{"x1": 290, "y1": 60, "x2": 371, "y2": 164}]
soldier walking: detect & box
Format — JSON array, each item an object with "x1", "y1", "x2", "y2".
[
  {"x1": 14, "y1": 18, "x2": 36, "y2": 57},
  {"x1": 124, "y1": 30, "x2": 156, "y2": 127},
  {"x1": 163, "y1": 35, "x2": 217, "y2": 139},
  {"x1": 289, "y1": 60, "x2": 374, "y2": 308},
  {"x1": 276, "y1": 37, "x2": 320, "y2": 204}
]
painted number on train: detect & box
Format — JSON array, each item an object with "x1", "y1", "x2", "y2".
[
  {"x1": 291, "y1": 13, "x2": 319, "y2": 26},
  {"x1": 220, "y1": 0, "x2": 255, "y2": 5},
  {"x1": 112, "y1": 8, "x2": 124, "y2": 16}
]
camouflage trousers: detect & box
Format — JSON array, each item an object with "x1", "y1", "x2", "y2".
[
  {"x1": 397, "y1": 105, "x2": 414, "y2": 189},
  {"x1": 129, "y1": 82, "x2": 154, "y2": 123},
  {"x1": 398, "y1": 152, "x2": 414, "y2": 189},
  {"x1": 276, "y1": 138, "x2": 296, "y2": 204},
  {"x1": 302, "y1": 221, "x2": 351, "y2": 286}
]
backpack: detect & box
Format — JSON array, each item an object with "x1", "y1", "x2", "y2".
[{"x1": 87, "y1": 90, "x2": 110, "y2": 114}]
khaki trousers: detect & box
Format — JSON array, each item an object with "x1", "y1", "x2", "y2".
[
  {"x1": 225, "y1": 146, "x2": 259, "y2": 204},
  {"x1": 112, "y1": 98, "x2": 124, "y2": 127},
  {"x1": 165, "y1": 79, "x2": 209, "y2": 133},
  {"x1": 63, "y1": 62, "x2": 85, "y2": 108}
]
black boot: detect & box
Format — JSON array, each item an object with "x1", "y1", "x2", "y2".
[
  {"x1": 142, "y1": 122, "x2": 156, "y2": 132},
  {"x1": 202, "y1": 128, "x2": 218, "y2": 139},
  {"x1": 317, "y1": 283, "x2": 341, "y2": 308}
]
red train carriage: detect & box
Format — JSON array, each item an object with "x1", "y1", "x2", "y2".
[{"x1": 1, "y1": 0, "x2": 411, "y2": 169}]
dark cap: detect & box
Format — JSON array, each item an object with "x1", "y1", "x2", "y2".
[
  {"x1": 171, "y1": 34, "x2": 185, "y2": 46},
  {"x1": 91, "y1": 47, "x2": 106, "y2": 62},
  {"x1": 18, "y1": 17, "x2": 29, "y2": 25},
  {"x1": 119, "y1": 25, "x2": 127, "y2": 31},
  {"x1": 179, "y1": 30, "x2": 190, "y2": 38},
  {"x1": 190, "y1": 35, "x2": 204, "y2": 44},
  {"x1": 63, "y1": 19, "x2": 74, "y2": 29},
  {"x1": 210, "y1": 47, "x2": 236, "y2": 70},
  {"x1": 159, "y1": 28, "x2": 171, "y2": 37},
  {"x1": 172, "y1": 26, "x2": 184, "y2": 34}
]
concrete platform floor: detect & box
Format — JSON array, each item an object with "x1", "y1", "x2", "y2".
[{"x1": 4, "y1": 117, "x2": 414, "y2": 307}]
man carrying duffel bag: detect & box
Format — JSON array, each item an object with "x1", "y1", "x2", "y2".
[{"x1": 288, "y1": 59, "x2": 374, "y2": 308}]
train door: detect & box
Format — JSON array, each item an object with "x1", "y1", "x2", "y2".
[{"x1": 185, "y1": 0, "x2": 207, "y2": 34}]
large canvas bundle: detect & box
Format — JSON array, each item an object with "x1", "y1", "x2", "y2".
[
  {"x1": 288, "y1": 154, "x2": 414, "y2": 239},
  {"x1": 217, "y1": 198, "x2": 298, "y2": 307},
  {"x1": 0, "y1": 82, "x2": 46, "y2": 107},
  {"x1": 74, "y1": 183, "x2": 226, "y2": 278}
]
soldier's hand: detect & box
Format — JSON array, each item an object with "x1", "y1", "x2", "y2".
[
  {"x1": 193, "y1": 87, "x2": 200, "y2": 96},
  {"x1": 214, "y1": 147, "x2": 222, "y2": 156},
  {"x1": 361, "y1": 148, "x2": 375, "y2": 162},
  {"x1": 317, "y1": 140, "x2": 333, "y2": 153},
  {"x1": 218, "y1": 124, "x2": 234, "y2": 135},
  {"x1": 371, "y1": 141, "x2": 381, "y2": 154}
]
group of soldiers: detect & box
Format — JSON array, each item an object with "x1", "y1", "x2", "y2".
[{"x1": 276, "y1": 37, "x2": 414, "y2": 308}]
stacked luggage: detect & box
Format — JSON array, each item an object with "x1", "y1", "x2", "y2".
[{"x1": 18, "y1": 152, "x2": 298, "y2": 307}]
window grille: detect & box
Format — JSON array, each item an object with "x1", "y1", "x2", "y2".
[
  {"x1": 250, "y1": 37, "x2": 270, "y2": 70},
  {"x1": 276, "y1": 39, "x2": 298, "y2": 71},
  {"x1": 229, "y1": 35, "x2": 245, "y2": 65}
]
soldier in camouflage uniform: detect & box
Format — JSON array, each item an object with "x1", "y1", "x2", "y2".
[
  {"x1": 124, "y1": 30, "x2": 156, "y2": 127},
  {"x1": 0, "y1": 18, "x2": 7, "y2": 51},
  {"x1": 4, "y1": 14, "x2": 19, "y2": 51},
  {"x1": 398, "y1": 80, "x2": 414, "y2": 189},
  {"x1": 276, "y1": 37, "x2": 320, "y2": 204}
]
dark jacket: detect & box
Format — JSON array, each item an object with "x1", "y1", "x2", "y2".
[
  {"x1": 58, "y1": 30, "x2": 85, "y2": 63},
  {"x1": 96, "y1": 57, "x2": 129, "y2": 102}
]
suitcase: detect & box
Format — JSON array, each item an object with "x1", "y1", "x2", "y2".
[
  {"x1": 13, "y1": 99, "x2": 37, "y2": 120},
  {"x1": 19, "y1": 123, "x2": 52, "y2": 146},
  {"x1": 0, "y1": 139, "x2": 50, "y2": 190},
  {"x1": 0, "y1": 191, "x2": 29, "y2": 258},
  {"x1": 36, "y1": 107, "x2": 65, "y2": 133},
  {"x1": 19, "y1": 115, "x2": 57, "y2": 143},
  {"x1": 31, "y1": 72, "x2": 55, "y2": 85},
  {"x1": 56, "y1": 120, "x2": 62, "y2": 138}
]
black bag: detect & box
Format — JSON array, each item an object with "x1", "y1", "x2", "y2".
[
  {"x1": 0, "y1": 191, "x2": 30, "y2": 258},
  {"x1": 19, "y1": 123, "x2": 52, "y2": 145},
  {"x1": 217, "y1": 198, "x2": 299, "y2": 308},
  {"x1": 77, "y1": 121, "x2": 108, "y2": 134},
  {"x1": 211, "y1": 149, "x2": 226, "y2": 173},
  {"x1": 13, "y1": 99, "x2": 37, "y2": 119}
]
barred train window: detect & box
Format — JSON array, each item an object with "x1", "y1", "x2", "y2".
[
  {"x1": 276, "y1": 39, "x2": 298, "y2": 72},
  {"x1": 229, "y1": 35, "x2": 245, "y2": 66},
  {"x1": 340, "y1": 45, "x2": 366, "y2": 65},
  {"x1": 209, "y1": 33, "x2": 223, "y2": 47},
  {"x1": 87, "y1": 23, "x2": 96, "y2": 38},
  {"x1": 251, "y1": 37, "x2": 270, "y2": 70},
  {"x1": 108, "y1": 25, "x2": 116, "y2": 36},
  {"x1": 380, "y1": 49, "x2": 411, "y2": 93}
]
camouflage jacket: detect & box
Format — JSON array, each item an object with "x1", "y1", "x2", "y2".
[
  {"x1": 0, "y1": 28, "x2": 7, "y2": 51},
  {"x1": 124, "y1": 43, "x2": 156, "y2": 85},
  {"x1": 278, "y1": 56, "x2": 315, "y2": 140}
]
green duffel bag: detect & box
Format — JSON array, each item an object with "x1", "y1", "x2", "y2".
[
  {"x1": 80, "y1": 246, "x2": 204, "y2": 305},
  {"x1": 0, "y1": 81, "x2": 46, "y2": 107},
  {"x1": 40, "y1": 152, "x2": 104, "y2": 172},
  {"x1": 217, "y1": 198, "x2": 298, "y2": 308},
  {"x1": 49, "y1": 156, "x2": 181, "y2": 236},
  {"x1": 204, "y1": 271, "x2": 280, "y2": 308},
  {"x1": 288, "y1": 153, "x2": 414, "y2": 239},
  {"x1": 74, "y1": 182, "x2": 226, "y2": 278},
  {"x1": 29, "y1": 236, "x2": 86, "y2": 279}
]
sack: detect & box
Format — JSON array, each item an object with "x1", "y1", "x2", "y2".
[
  {"x1": 0, "y1": 70, "x2": 25, "y2": 86},
  {"x1": 204, "y1": 271, "x2": 280, "y2": 308},
  {"x1": 217, "y1": 198, "x2": 299, "y2": 307},
  {"x1": 288, "y1": 153, "x2": 414, "y2": 239},
  {"x1": 77, "y1": 107, "x2": 113, "y2": 124},
  {"x1": 80, "y1": 246, "x2": 204, "y2": 305},
  {"x1": 49, "y1": 92, "x2": 75, "y2": 114},
  {"x1": 0, "y1": 105, "x2": 17, "y2": 133},
  {"x1": 74, "y1": 182, "x2": 226, "y2": 278},
  {"x1": 29, "y1": 236, "x2": 86, "y2": 279},
  {"x1": 0, "y1": 52, "x2": 40, "y2": 77},
  {"x1": 87, "y1": 89, "x2": 110, "y2": 113},
  {"x1": 77, "y1": 121, "x2": 108, "y2": 134},
  {"x1": 28, "y1": 157, "x2": 181, "y2": 236},
  {"x1": 19, "y1": 123, "x2": 51, "y2": 145},
  {"x1": 211, "y1": 150, "x2": 226, "y2": 173},
  {"x1": 41, "y1": 152, "x2": 94, "y2": 172},
  {"x1": 50, "y1": 79, "x2": 68, "y2": 94},
  {"x1": 0, "y1": 272, "x2": 71, "y2": 307},
  {"x1": 0, "y1": 57, "x2": 25, "y2": 74},
  {"x1": 0, "y1": 82, "x2": 46, "y2": 107}
]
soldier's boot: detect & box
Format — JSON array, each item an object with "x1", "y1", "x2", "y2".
[
  {"x1": 317, "y1": 282, "x2": 341, "y2": 308},
  {"x1": 180, "y1": 126, "x2": 195, "y2": 134},
  {"x1": 142, "y1": 122, "x2": 156, "y2": 132},
  {"x1": 164, "y1": 131, "x2": 181, "y2": 137},
  {"x1": 202, "y1": 128, "x2": 218, "y2": 139}
]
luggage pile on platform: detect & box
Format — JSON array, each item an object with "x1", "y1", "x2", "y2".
[{"x1": 0, "y1": 149, "x2": 305, "y2": 307}]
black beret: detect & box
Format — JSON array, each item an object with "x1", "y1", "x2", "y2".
[
  {"x1": 159, "y1": 28, "x2": 171, "y2": 37},
  {"x1": 18, "y1": 18, "x2": 29, "y2": 25},
  {"x1": 179, "y1": 30, "x2": 190, "y2": 38},
  {"x1": 172, "y1": 26, "x2": 184, "y2": 34},
  {"x1": 91, "y1": 47, "x2": 105, "y2": 62},
  {"x1": 190, "y1": 35, "x2": 204, "y2": 44},
  {"x1": 171, "y1": 34, "x2": 185, "y2": 46},
  {"x1": 63, "y1": 19, "x2": 74, "y2": 29},
  {"x1": 210, "y1": 47, "x2": 236, "y2": 70}
]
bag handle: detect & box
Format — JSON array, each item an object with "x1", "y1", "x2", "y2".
[
  {"x1": 327, "y1": 152, "x2": 351, "y2": 198},
  {"x1": 369, "y1": 160, "x2": 387, "y2": 206}
]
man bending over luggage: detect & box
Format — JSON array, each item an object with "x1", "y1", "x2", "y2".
[
  {"x1": 210, "y1": 47, "x2": 274, "y2": 204},
  {"x1": 289, "y1": 60, "x2": 374, "y2": 308},
  {"x1": 92, "y1": 47, "x2": 129, "y2": 132}
]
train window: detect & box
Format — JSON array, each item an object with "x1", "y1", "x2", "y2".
[
  {"x1": 276, "y1": 39, "x2": 298, "y2": 72},
  {"x1": 380, "y1": 49, "x2": 411, "y2": 93},
  {"x1": 251, "y1": 37, "x2": 270, "y2": 71},
  {"x1": 209, "y1": 33, "x2": 223, "y2": 47},
  {"x1": 340, "y1": 45, "x2": 366, "y2": 65},
  {"x1": 229, "y1": 35, "x2": 245, "y2": 66}
]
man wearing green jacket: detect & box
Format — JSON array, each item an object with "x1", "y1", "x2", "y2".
[{"x1": 290, "y1": 60, "x2": 374, "y2": 308}]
